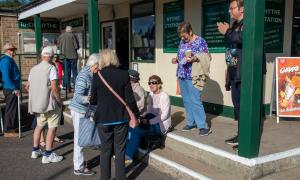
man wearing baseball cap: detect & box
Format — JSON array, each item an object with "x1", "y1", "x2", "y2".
[
  {"x1": 0, "y1": 42, "x2": 20, "y2": 137},
  {"x1": 28, "y1": 46, "x2": 63, "y2": 163}
]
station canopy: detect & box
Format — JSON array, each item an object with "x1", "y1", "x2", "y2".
[{"x1": 18, "y1": 0, "x2": 142, "y2": 20}]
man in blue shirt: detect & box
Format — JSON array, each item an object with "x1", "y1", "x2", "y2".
[{"x1": 0, "y1": 43, "x2": 20, "y2": 137}]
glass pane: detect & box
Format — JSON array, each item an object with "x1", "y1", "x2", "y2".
[
  {"x1": 74, "y1": 32, "x2": 83, "y2": 58},
  {"x1": 132, "y1": 15, "x2": 155, "y2": 48},
  {"x1": 103, "y1": 26, "x2": 113, "y2": 49},
  {"x1": 132, "y1": 2, "x2": 154, "y2": 16},
  {"x1": 85, "y1": 32, "x2": 89, "y2": 57},
  {"x1": 292, "y1": 0, "x2": 300, "y2": 56},
  {"x1": 43, "y1": 33, "x2": 59, "y2": 53},
  {"x1": 132, "y1": 47, "x2": 154, "y2": 61},
  {"x1": 22, "y1": 32, "x2": 36, "y2": 53}
]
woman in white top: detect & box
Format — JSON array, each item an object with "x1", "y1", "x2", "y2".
[{"x1": 125, "y1": 75, "x2": 171, "y2": 164}]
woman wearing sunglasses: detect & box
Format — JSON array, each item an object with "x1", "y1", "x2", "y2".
[{"x1": 125, "y1": 75, "x2": 171, "y2": 165}]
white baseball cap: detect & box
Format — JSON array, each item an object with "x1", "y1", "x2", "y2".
[{"x1": 41, "y1": 46, "x2": 54, "y2": 56}]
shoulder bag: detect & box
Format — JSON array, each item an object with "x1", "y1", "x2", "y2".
[
  {"x1": 78, "y1": 105, "x2": 101, "y2": 147},
  {"x1": 97, "y1": 71, "x2": 137, "y2": 128}
]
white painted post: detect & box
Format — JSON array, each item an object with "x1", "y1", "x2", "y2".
[
  {"x1": 18, "y1": 96, "x2": 21, "y2": 138},
  {"x1": 0, "y1": 108, "x2": 3, "y2": 133}
]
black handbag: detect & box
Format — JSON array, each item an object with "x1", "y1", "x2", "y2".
[{"x1": 139, "y1": 113, "x2": 156, "y2": 130}]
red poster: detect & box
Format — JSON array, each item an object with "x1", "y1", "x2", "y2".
[{"x1": 276, "y1": 57, "x2": 300, "y2": 117}]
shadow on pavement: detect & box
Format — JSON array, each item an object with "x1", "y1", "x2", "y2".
[
  {"x1": 61, "y1": 149, "x2": 74, "y2": 157},
  {"x1": 171, "y1": 111, "x2": 184, "y2": 128},
  {"x1": 127, "y1": 162, "x2": 148, "y2": 180},
  {"x1": 58, "y1": 131, "x2": 74, "y2": 141},
  {"x1": 87, "y1": 155, "x2": 100, "y2": 169},
  {"x1": 44, "y1": 167, "x2": 73, "y2": 180},
  {"x1": 53, "y1": 141, "x2": 73, "y2": 151}
]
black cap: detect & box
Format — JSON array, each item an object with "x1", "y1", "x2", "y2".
[{"x1": 128, "y1": 69, "x2": 140, "y2": 80}]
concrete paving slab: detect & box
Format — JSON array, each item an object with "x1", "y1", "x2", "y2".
[
  {"x1": 151, "y1": 147, "x2": 241, "y2": 180},
  {"x1": 0, "y1": 122, "x2": 173, "y2": 180},
  {"x1": 170, "y1": 106, "x2": 300, "y2": 156},
  {"x1": 258, "y1": 166, "x2": 300, "y2": 180}
]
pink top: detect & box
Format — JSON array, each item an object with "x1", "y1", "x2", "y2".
[{"x1": 144, "y1": 91, "x2": 172, "y2": 134}]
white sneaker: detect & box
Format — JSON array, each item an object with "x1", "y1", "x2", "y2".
[
  {"x1": 42, "y1": 152, "x2": 63, "y2": 164},
  {"x1": 31, "y1": 149, "x2": 43, "y2": 159}
]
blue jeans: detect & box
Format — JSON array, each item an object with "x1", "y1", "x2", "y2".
[
  {"x1": 65, "y1": 59, "x2": 78, "y2": 89},
  {"x1": 125, "y1": 124, "x2": 161, "y2": 159},
  {"x1": 179, "y1": 79, "x2": 208, "y2": 129}
]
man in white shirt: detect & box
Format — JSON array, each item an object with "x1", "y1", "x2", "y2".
[{"x1": 27, "y1": 46, "x2": 63, "y2": 164}]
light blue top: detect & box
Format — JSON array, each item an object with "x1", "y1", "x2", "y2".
[{"x1": 69, "y1": 66, "x2": 94, "y2": 114}]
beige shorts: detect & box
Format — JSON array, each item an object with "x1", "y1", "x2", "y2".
[{"x1": 36, "y1": 108, "x2": 61, "y2": 128}]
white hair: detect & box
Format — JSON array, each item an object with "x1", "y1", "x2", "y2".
[
  {"x1": 86, "y1": 53, "x2": 100, "y2": 67},
  {"x1": 66, "y1": 26, "x2": 72, "y2": 32}
]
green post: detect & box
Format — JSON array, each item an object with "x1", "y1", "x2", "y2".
[
  {"x1": 88, "y1": 0, "x2": 100, "y2": 54},
  {"x1": 34, "y1": 14, "x2": 42, "y2": 55},
  {"x1": 238, "y1": 0, "x2": 265, "y2": 157}
]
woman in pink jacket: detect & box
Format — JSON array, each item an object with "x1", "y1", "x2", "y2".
[{"x1": 125, "y1": 75, "x2": 171, "y2": 165}]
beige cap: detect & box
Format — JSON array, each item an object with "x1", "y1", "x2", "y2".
[{"x1": 3, "y1": 42, "x2": 17, "y2": 51}]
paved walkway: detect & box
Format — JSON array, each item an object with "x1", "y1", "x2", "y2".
[
  {"x1": 0, "y1": 121, "x2": 173, "y2": 180},
  {"x1": 171, "y1": 106, "x2": 300, "y2": 156},
  {"x1": 1, "y1": 93, "x2": 300, "y2": 179}
]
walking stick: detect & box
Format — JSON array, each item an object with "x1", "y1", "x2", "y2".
[
  {"x1": 0, "y1": 108, "x2": 3, "y2": 133},
  {"x1": 18, "y1": 95, "x2": 21, "y2": 138}
]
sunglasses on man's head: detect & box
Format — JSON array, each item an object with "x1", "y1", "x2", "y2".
[{"x1": 148, "y1": 81, "x2": 159, "y2": 85}]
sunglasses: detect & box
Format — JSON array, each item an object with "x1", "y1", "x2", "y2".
[{"x1": 148, "y1": 81, "x2": 159, "y2": 85}]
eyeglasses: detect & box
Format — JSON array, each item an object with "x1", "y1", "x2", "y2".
[
  {"x1": 148, "y1": 81, "x2": 159, "y2": 85},
  {"x1": 229, "y1": 6, "x2": 238, "y2": 11}
]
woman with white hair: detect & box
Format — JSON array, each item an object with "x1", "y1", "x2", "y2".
[
  {"x1": 90, "y1": 49, "x2": 139, "y2": 180},
  {"x1": 68, "y1": 53, "x2": 100, "y2": 176}
]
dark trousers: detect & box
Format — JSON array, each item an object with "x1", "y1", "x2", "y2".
[
  {"x1": 3, "y1": 89, "x2": 18, "y2": 132},
  {"x1": 230, "y1": 81, "x2": 241, "y2": 135},
  {"x1": 98, "y1": 123, "x2": 128, "y2": 180},
  {"x1": 65, "y1": 59, "x2": 78, "y2": 89}
]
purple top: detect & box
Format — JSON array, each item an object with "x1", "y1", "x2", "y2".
[{"x1": 176, "y1": 36, "x2": 209, "y2": 79}]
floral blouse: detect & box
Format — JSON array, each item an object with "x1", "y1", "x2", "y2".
[{"x1": 176, "y1": 36, "x2": 209, "y2": 79}]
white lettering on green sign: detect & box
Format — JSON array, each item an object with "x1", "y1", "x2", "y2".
[{"x1": 264, "y1": 16, "x2": 282, "y2": 23}]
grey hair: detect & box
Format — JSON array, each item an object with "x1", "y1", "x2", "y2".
[
  {"x1": 86, "y1": 53, "x2": 100, "y2": 67},
  {"x1": 99, "y1": 49, "x2": 120, "y2": 68},
  {"x1": 66, "y1": 26, "x2": 72, "y2": 32}
]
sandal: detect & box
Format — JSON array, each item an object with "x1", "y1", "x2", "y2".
[
  {"x1": 39, "y1": 141, "x2": 46, "y2": 148},
  {"x1": 54, "y1": 137, "x2": 64, "y2": 143}
]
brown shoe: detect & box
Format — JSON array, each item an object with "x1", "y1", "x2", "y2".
[{"x1": 4, "y1": 132, "x2": 18, "y2": 138}]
